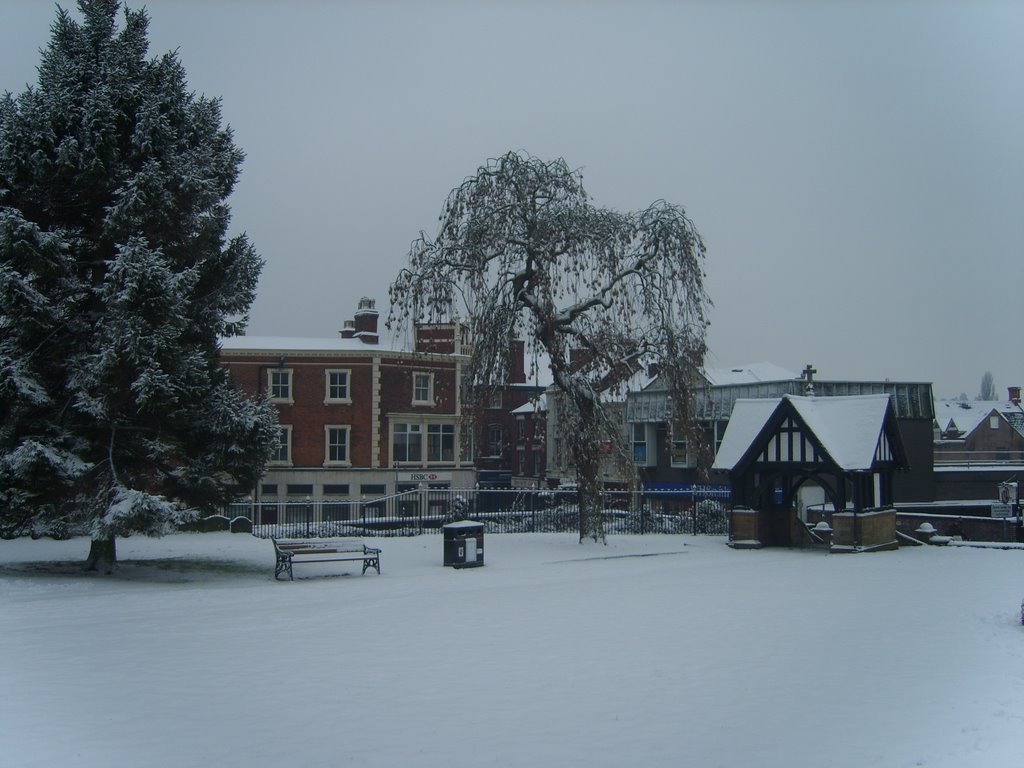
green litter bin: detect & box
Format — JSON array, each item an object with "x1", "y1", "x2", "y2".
[{"x1": 443, "y1": 520, "x2": 484, "y2": 568}]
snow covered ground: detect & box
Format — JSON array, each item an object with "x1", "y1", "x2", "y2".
[{"x1": 1, "y1": 532, "x2": 1021, "y2": 768}]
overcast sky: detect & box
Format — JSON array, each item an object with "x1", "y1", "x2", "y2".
[{"x1": 4, "y1": 0, "x2": 1022, "y2": 399}]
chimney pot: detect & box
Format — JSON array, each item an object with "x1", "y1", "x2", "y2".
[{"x1": 353, "y1": 297, "x2": 379, "y2": 343}]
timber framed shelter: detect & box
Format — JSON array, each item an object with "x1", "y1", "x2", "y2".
[{"x1": 713, "y1": 394, "x2": 909, "y2": 551}]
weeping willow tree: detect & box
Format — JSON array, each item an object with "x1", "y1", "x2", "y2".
[{"x1": 389, "y1": 151, "x2": 710, "y2": 541}]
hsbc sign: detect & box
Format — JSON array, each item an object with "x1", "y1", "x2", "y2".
[{"x1": 398, "y1": 472, "x2": 452, "y2": 483}]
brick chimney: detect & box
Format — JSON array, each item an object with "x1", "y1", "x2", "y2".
[
  {"x1": 340, "y1": 320, "x2": 356, "y2": 339},
  {"x1": 353, "y1": 297, "x2": 379, "y2": 345},
  {"x1": 1009, "y1": 386, "x2": 1021, "y2": 405}
]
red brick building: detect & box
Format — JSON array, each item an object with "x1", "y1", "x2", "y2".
[
  {"x1": 472, "y1": 341, "x2": 548, "y2": 488},
  {"x1": 220, "y1": 299, "x2": 475, "y2": 506}
]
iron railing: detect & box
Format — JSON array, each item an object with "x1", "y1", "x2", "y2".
[
  {"x1": 933, "y1": 450, "x2": 1024, "y2": 467},
  {"x1": 226, "y1": 488, "x2": 731, "y2": 539}
]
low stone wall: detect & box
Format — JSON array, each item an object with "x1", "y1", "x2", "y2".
[
  {"x1": 728, "y1": 507, "x2": 761, "y2": 548},
  {"x1": 896, "y1": 512, "x2": 1021, "y2": 544},
  {"x1": 831, "y1": 508, "x2": 898, "y2": 553}
]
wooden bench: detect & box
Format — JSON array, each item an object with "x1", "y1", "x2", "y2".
[{"x1": 272, "y1": 537, "x2": 381, "y2": 581}]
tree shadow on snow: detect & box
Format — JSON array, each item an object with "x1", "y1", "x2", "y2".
[{"x1": 0, "y1": 557, "x2": 271, "y2": 584}]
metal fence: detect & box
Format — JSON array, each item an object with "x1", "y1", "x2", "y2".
[
  {"x1": 226, "y1": 488, "x2": 731, "y2": 539},
  {"x1": 933, "y1": 450, "x2": 1024, "y2": 467}
]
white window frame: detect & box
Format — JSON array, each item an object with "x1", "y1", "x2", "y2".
[
  {"x1": 633, "y1": 423, "x2": 652, "y2": 467},
  {"x1": 324, "y1": 425, "x2": 351, "y2": 466},
  {"x1": 392, "y1": 422, "x2": 424, "y2": 464},
  {"x1": 392, "y1": 418, "x2": 460, "y2": 466},
  {"x1": 268, "y1": 368, "x2": 294, "y2": 404},
  {"x1": 412, "y1": 372, "x2": 434, "y2": 406},
  {"x1": 269, "y1": 425, "x2": 292, "y2": 466},
  {"x1": 324, "y1": 369, "x2": 351, "y2": 404},
  {"x1": 426, "y1": 423, "x2": 456, "y2": 463},
  {"x1": 670, "y1": 421, "x2": 693, "y2": 468}
]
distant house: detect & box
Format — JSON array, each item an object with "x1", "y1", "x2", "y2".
[
  {"x1": 931, "y1": 392, "x2": 1024, "y2": 502},
  {"x1": 471, "y1": 340, "x2": 547, "y2": 488},
  {"x1": 509, "y1": 395, "x2": 547, "y2": 487},
  {"x1": 934, "y1": 397, "x2": 1024, "y2": 461}
]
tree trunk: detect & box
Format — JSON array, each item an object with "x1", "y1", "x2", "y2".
[
  {"x1": 576, "y1": 471, "x2": 604, "y2": 543},
  {"x1": 85, "y1": 536, "x2": 117, "y2": 573},
  {"x1": 571, "y1": 397, "x2": 605, "y2": 543}
]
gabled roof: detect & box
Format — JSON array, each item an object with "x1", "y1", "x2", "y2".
[
  {"x1": 933, "y1": 399, "x2": 1024, "y2": 439},
  {"x1": 713, "y1": 394, "x2": 903, "y2": 472}
]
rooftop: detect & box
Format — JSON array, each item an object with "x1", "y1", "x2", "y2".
[{"x1": 713, "y1": 394, "x2": 897, "y2": 472}]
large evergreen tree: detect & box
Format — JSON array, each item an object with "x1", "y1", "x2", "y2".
[{"x1": 0, "y1": 0, "x2": 278, "y2": 570}]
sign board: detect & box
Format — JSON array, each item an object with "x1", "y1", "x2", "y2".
[
  {"x1": 998, "y1": 482, "x2": 1018, "y2": 504},
  {"x1": 991, "y1": 503, "x2": 1013, "y2": 518},
  {"x1": 397, "y1": 471, "x2": 452, "y2": 483}
]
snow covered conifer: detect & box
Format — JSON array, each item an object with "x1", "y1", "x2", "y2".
[
  {"x1": 389, "y1": 152, "x2": 710, "y2": 541},
  {"x1": 0, "y1": 0, "x2": 278, "y2": 570}
]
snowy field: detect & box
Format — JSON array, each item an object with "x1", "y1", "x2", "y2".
[{"x1": 1, "y1": 532, "x2": 1022, "y2": 768}]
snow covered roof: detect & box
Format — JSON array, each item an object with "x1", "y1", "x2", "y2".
[
  {"x1": 703, "y1": 363, "x2": 798, "y2": 386},
  {"x1": 713, "y1": 394, "x2": 897, "y2": 472},
  {"x1": 582, "y1": 367, "x2": 656, "y2": 403},
  {"x1": 219, "y1": 334, "x2": 409, "y2": 354},
  {"x1": 933, "y1": 399, "x2": 1023, "y2": 438},
  {"x1": 511, "y1": 394, "x2": 547, "y2": 415},
  {"x1": 712, "y1": 399, "x2": 780, "y2": 470}
]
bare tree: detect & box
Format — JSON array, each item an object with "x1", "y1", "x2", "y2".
[
  {"x1": 978, "y1": 371, "x2": 996, "y2": 401},
  {"x1": 389, "y1": 152, "x2": 710, "y2": 540}
]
